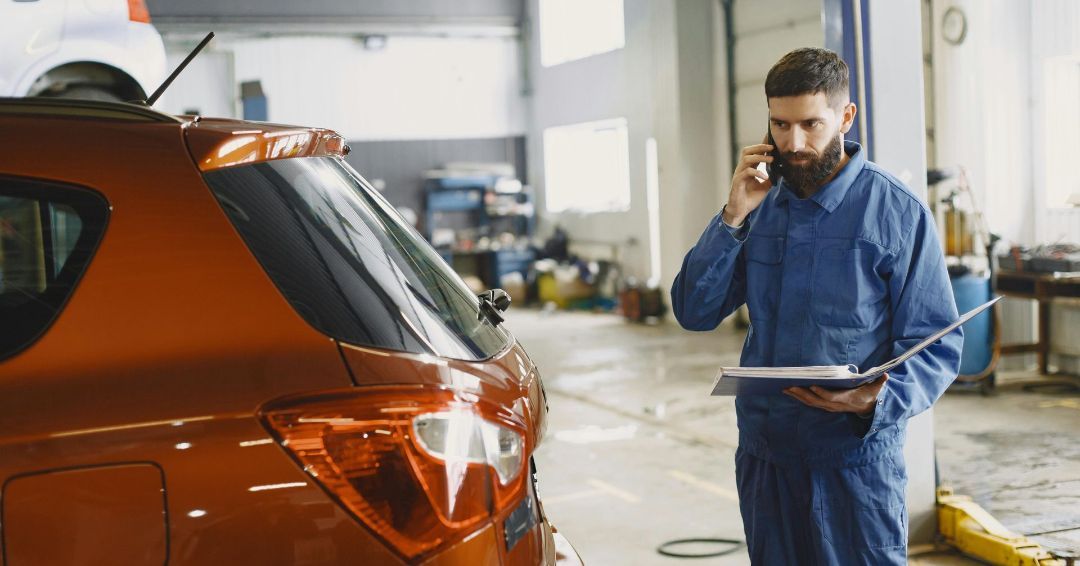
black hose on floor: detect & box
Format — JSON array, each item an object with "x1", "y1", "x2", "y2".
[
  {"x1": 656, "y1": 537, "x2": 745, "y2": 559},
  {"x1": 1021, "y1": 380, "x2": 1080, "y2": 395}
]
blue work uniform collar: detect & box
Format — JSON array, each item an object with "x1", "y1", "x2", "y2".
[{"x1": 775, "y1": 141, "x2": 866, "y2": 213}]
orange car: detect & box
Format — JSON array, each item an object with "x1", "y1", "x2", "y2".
[{"x1": 0, "y1": 97, "x2": 582, "y2": 566}]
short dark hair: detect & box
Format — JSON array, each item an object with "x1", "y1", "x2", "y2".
[{"x1": 765, "y1": 48, "x2": 849, "y2": 106}]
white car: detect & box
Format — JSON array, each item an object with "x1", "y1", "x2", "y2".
[{"x1": 0, "y1": 0, "x2": 166, "y2": 101}]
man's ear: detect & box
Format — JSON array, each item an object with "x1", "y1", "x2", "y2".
[{"x1": 840, "y1": 102, "x2": 858, "y2": 134}]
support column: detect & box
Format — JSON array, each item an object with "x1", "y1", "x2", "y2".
[
  {"x1": 827, "y1": 0, "x2": 937, "y2": 545},
  {"x1": 865, "y1": 0, "x2": 935, "y2": 544}
]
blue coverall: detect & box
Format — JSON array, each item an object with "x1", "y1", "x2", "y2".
[{"x1": 672, "y1": 142, "x2": 963, "y2": 565}]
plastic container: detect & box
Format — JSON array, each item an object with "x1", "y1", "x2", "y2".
[{"x1": 950, "y1": 274, "x2": 994, "y2": 376}]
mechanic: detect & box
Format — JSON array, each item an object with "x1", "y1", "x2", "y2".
[{"x1": 671, "y1": 47, "x2": 962, "y2": 564}]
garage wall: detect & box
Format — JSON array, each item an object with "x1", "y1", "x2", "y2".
[
  {"x1": 157, "y1": 35, "x2": 525, "y2": 141},
  {"x1": 226, "y1": 36, "x2": 525, "y2": 140},
  {"x1": 929, "y1": 0, "x2": 1034, "y2": 247},
  {"x1": 730, "y1": 0, "x2": 824, "y2": 152},
  {"x1": 146, "y1": 0, "x2": 522, "y2": 21},
  {"x1": 1029, "y1": 1, "x2": 1080, "y2": 245},
  {"x1": 526, "y1": 0, "x2": 726, "y2": 291},
  {"x1": 930, "y1": 0, "x2": 1080, "y2": 247},
  {"x1": 154, "y1": 49, "x2": 236, "y2": 118}
]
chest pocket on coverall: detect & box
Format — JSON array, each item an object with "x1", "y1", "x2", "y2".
[
  {"x1": 811, "y1": 246, "x2": 887, "y2": 328},
  {"x1": 744, "y1": 236, "x2": 784, "y2": 321}
]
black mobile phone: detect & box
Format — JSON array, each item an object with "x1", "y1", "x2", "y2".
[{"x1": 765, "y1": 122, "x2": 786, "y2": 182}]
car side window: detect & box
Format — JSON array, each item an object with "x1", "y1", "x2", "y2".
[{"x1": 0, "y1": 179, "x2": 108, "y2": 360}]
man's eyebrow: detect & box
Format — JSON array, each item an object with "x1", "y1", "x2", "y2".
[{"x1": 770, "y1": 117, "x2": 826, "y2": 124}]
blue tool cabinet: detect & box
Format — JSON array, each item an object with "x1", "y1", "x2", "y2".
[{"x1": 424, "y1": 177, "x2": 534, "y2": 290}]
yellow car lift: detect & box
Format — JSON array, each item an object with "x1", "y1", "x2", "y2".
[{"x1": 937, "y1": 486, "x2": 1065, "y2": 565}]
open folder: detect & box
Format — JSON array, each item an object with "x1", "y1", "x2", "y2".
[{"x1": 710, "y1": 296, "x2": 1001, "y2": 396}]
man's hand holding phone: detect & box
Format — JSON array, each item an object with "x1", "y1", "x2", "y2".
[{"x1": 723, "y1": 143, "x2": 775, "y2": 226}]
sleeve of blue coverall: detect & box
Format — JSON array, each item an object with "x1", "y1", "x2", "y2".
[
  {"x1": 864, "y1": 206, "x2": 963, "y2": 435},
  {"x1": 670, "y1": 212, "x2": 750, "y2": 331}
]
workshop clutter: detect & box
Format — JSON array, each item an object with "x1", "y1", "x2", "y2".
[
  {"x1": 510, "y1": 225, "x2": 620, "y2": 312},
  {"x1": 423, "y1": 163, "x2": 536, "y2": 294},
  {"x1": 499, "y1": 272, "x2": 528, "y2": 304},
  {"x1": 618, "y1": 278, "x2": 667, "y2": 323},
  {"x1": 997, "y1": 243, "x2": 1080, "y2": 273},
  {"x1": 928, "y1": 166, "x2": 1000, "y2": 388},
  {"x1": 930, "y1": 165, "x2": 1080, "y2": 387},
  {"x1": 531, "y1": 257, "x2": 666, "y2": 320},
  {"x1": 420, "y1": 169, "x2": 664, "y2": 316},
  {"x1": 928, "y1": 166, "x2": 995, "y2": 274},
  {"x1": 535, "y1": 261, "x2": 594, "y2": 308},
  {"x1": 533, "y1": 258, "x2": 621, "y2": 311}
]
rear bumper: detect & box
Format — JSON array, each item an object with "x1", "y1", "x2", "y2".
[
  {"x1": 419, "y1": 521, "x2": 582, "y2": 566},
  {"x1": 552, "y1": 530, "x2": 583, "y2": 566}
]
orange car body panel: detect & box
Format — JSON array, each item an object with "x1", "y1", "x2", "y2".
[
  {"x1": 0, "y1": 116, "x2": 350, "y2": 437},
  {"x1": 4, "y1": 463, "x2": 167, "y2": 565},
  {"x1": 0, "y1": 108, "x2": 566, "y2": 565}
]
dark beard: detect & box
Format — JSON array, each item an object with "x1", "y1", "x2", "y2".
[{"x1": 777, "y1": 136, "x2": 843, "y2": 198}]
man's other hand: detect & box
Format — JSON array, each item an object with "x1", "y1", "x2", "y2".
[{"x1": 783, "y1": 374, "x2": 888, "y2": 417}]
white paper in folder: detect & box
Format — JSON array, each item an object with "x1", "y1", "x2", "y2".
[{"x1": 710, "y1": 296, "x2": 1000, "y2": 396}]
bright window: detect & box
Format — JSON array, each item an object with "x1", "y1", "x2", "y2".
[
  {"x1": 539, "y1": 0, "x2": 625, "y2": 67},
  {"x1": 543, "y1": 118, "x2": 630, "y2": 213}
]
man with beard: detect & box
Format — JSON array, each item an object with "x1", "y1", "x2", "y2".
[{"x1": 671, "y1": 48, "x2": 961, "y2": 564}]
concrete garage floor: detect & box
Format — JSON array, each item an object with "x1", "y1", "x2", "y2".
[{"x1": 509, "y1": 309, "x2": 1080, "y2": 565}]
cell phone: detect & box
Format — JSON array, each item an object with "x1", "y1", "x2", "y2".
[{"x1": 765, "y1": 121, "x2": 786, "y2": 182}]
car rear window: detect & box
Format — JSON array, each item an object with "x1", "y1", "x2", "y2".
[
  {"x1": 0, "y1": 179, "x2": 109, "y2": 360},
  {"x1": 203, "y1": 157, "x2": 510, "y2": 361}
]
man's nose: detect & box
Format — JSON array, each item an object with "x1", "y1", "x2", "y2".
[{"x1": 791, "y1": 128, "x2": 808, "y2": 152}]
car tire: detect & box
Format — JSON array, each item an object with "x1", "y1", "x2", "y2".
[{"x1": 51, "y1": 86, "x2": 123, "y2": 102}]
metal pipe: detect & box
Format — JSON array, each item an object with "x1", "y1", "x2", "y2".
[
  {"x1": 722, "y1": 0, "x2": 738, "y2": 169},
  {"x1": 851, "y1": 0, "x2": 870, "y2": 154}
]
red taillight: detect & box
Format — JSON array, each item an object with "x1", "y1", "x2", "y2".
[
  {"x1": 127, "y1": 0, "x2": 151, "y2": 23},
  {"x1": 260, "y1": 386, "x2": 528, "y2": 561}
]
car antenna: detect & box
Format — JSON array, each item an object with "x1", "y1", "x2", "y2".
[{"x1": 142, "y1": 31, "x2": 215, "y2": 106}]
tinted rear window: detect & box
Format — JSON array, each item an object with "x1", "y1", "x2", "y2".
[
  {"x1": 204, "y1": 157, "x2": 510, "y2": 361},
  {"x1": 0, "y1": 179, "x2": 109, "y2": 360}
]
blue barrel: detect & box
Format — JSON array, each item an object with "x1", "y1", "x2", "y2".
[{"x1": 950, "y1": 274, "x2": 994, "y2": 375}]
